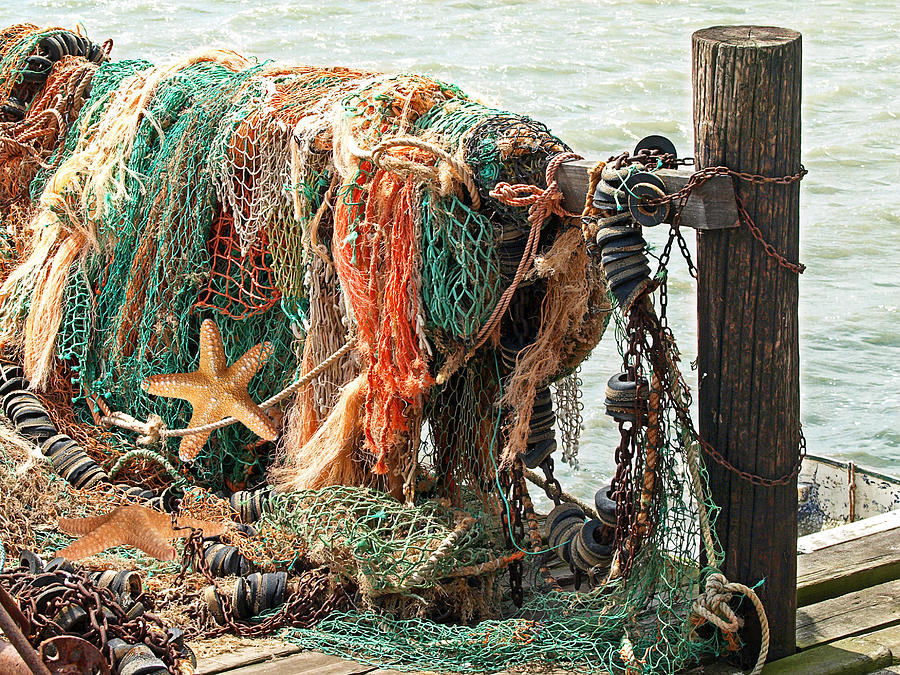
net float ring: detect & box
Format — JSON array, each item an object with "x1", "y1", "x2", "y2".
[{"x1": 624, "y1": 172, "x2": 670, "y2": 227}]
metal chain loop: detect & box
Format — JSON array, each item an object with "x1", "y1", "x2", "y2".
[
  {"x1": 537, "y1": 456, "x2": 564, "y2": 507},
  {"x1": 649, "y1": 163, "x2": 807, "y2": 274}
]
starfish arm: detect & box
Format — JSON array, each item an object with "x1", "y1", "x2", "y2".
[
  {"x1": 173, "y1": 516, "x2": 227, "y2": 538},
  {"x1": 143, "y1": 372, "x2": 207, "y2": 401},
  {"x1": 226, "y1": 341, "x2": 272, "y2": 390},
  {"x1": 58, "y1": 512, "x2": 115, "y2": 536},
  {"x1": 177, "y1": 426, "x2": 214, "y2": 462},
  {"x1": 231, "y1": 400, "x2": 279, "y2": 441},
  {"x1": 198, "y1": 318, "x2": 227, "y2": 375},
  {"x1": 123, "y1": 528, "x2": 177, "y2": 561},
  {"x1": 58, "y1": 521, "x2": 127, "y2": 560}
]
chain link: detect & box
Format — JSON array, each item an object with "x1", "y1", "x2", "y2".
[
  {"x1": 507, "y1": 462, "x2": 526, "y2": 607},
  {"x1": 649, "y1": 163, "x2": 807, "y2": 274},
  {"x1": 537, "y1": 456, "x2": 564, "y2": 507}
]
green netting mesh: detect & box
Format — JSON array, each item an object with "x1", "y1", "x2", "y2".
[
  {"x1": 421, "y1": 192, "x2": 501, "y2": 339},
  {"x1": 256, "y1": 486, "x2": 505, "y2": 598}
]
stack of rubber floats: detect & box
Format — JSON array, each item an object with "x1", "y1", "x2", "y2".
[
  {"x1": 537, "y1": 135, "x2": 680, "y2": 577},
  {"x1": 543, "y1": 485, "x2": 618, "y2": 574},
  {"x1": 0, "y1": 363, "x2": 108, "y2": 489}
]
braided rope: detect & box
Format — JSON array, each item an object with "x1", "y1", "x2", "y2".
[
  {"x1": 469, "y1": 151, "x2": 582, "y2": 351},
  {"x1": 102, "y1": 336, "x2": 357, "y2": 442},
  {"x1": 693, "y1": 573, "x2": 769, "y2": 675}
]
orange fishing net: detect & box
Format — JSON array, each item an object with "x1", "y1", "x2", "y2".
[
  {"x1": 333, "y1": 156, "x2": 435, "y2": 475},
  {"x1": 195, "y1": 210, "x2": 281, "y2": 320}
]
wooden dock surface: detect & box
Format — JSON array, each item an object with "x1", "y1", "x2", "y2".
[{"x1": 197, "y1": 510, "x2": 900, "y2": 675}]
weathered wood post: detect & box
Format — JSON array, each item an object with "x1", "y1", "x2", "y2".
[{"x1": 692, "y1": 26, "x2": 802, "y2": 662}]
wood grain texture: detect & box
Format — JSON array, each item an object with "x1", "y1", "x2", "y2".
[
  {"x1": 197, "y1": 644, "x2": 302, "y2": 674},
  {"x1": 796, "y1": 579, "x2": 900, "y2": 650},
  {"x1": 692, "y1": 25, "x2": 802, "y2": 662},
  {"x1": 797, "y1": 526, "x2": 900, "y2": 607},
  {"x1": 556, "y1": 160, "x2": 739, "y2": 230}
]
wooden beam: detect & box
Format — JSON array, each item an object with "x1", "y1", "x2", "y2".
[
  {"x1": 798, "y1": 510, "x2": 900, "y2": 555},
  {"x1": 693, "y1": 25, "x2": 803, "y2": 663},
  {"x1": 556, "y1": 159, "x2": 739, "y2": 230}
]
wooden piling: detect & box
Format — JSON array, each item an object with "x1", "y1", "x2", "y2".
[{"x1": 692, "y1": 26, "x2": 802, "y2": 662}]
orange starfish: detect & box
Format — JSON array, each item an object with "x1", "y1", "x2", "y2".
[
  {"x1": 57, "y1": 504, "x2": 227, "y2": 561},
  {"x1": 142, "y1": 319, "x2": 279, "y2": 462}
]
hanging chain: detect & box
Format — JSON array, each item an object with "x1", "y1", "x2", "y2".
[
  {"x1": 537, "y1": 455, "x2": 564, "y2": 507},
  {"x1": 647, "y1": 308, "x2": 807, "y2": 488},
  {"x1": 506, "y1": 461, "x2": 526, "y2": 607}
]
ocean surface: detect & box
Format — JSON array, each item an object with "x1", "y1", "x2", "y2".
[{"x1": 3, "y1": 0, "x2": 898, "y2": 498}]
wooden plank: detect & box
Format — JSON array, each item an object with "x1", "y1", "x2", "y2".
[
  {"x1": 197, "y1": 643, "x2": 301, "y2": 674},
  {"x1": 763, "y1": 624, "x2": 900, "y2": 675},
  {"x1": 761, "y1": 641, "x2": 891, "y2": 675},
  {"x1": 219, "y1": 651, "x2": 375, "y2": 675},
  {"x1": 796, "y1": 578, "x2": 900, "y2": 650},
  {"x1": 556, "y1": 159, "x2": 739, "y2": 230},
  {"x1": 798, "y1": 511, "x2": 900, "y2": 555},
  {"x1": 798, "y1": 527, "x2": 900, "y2": 606}
]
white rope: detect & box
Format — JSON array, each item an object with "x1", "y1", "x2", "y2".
[
  {"x1": 693, "y1": 573, "x2": 770, "y2": 675},
  {"x1": 353, "y1": 135, "x2": 481, "y2": 209}
]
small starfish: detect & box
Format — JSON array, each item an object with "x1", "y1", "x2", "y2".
[
  {"x1": 57, "y1": 505, "x2": 227, "y2": 561},
  {"x1": 142, "y1": 319, "x2": 279, "y2": 462}
]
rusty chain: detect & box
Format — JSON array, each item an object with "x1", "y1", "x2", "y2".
[
  {"x1": 537, "y1": 456, "x2": 564, "y2": 507},
  {"x1": 640, "y1": 303, "x2": 807, "y2": 488},
  {"x1": 652, "y1": 163, "x2": 808, "y2": 274},
  {"x1": 176, "y1": 524, "x2": 350, "y2": 639},
  {"x1": 0, "y1": 566, "x2": 183, "y2": 671},
  {"x1": 507, "y1": 461, "x2": 526, "y2": 607}
]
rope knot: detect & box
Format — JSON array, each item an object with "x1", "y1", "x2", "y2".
[
  {"x1": 100, "y1": 411, "x2": 168, "y2": 446},
  {"x1": 138, "y1": 414, "x2": 166, "y2": 446},
  {"x1": 692, "y1": 572, "x2": 770, "y2": 675},
  {"x1": 693, "y1": 573, "x2": 742, "y2": 633},
  {"x1": 488, "y1": 182, "x2": 543, "y2": 207}
]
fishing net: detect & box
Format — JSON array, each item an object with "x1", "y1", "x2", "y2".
[{"x1": 0, "y1": 22, "x2": 736, "y2": 675}]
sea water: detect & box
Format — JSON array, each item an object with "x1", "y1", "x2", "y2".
[{"x1": 2, "y1": 0, "x2": 898, "y2": 498}]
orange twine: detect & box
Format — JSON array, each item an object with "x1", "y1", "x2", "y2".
[{"x1": 333, "y1": 149, "x2": 434, "y2": 475}]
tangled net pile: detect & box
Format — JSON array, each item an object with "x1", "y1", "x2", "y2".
[{"x1": 0, "y1": 22, "x2": 740, "y2": 675}]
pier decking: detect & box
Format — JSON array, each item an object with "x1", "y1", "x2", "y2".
[{"x1": 196, "y1": 510, "x2": 900, "y2": 675}]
